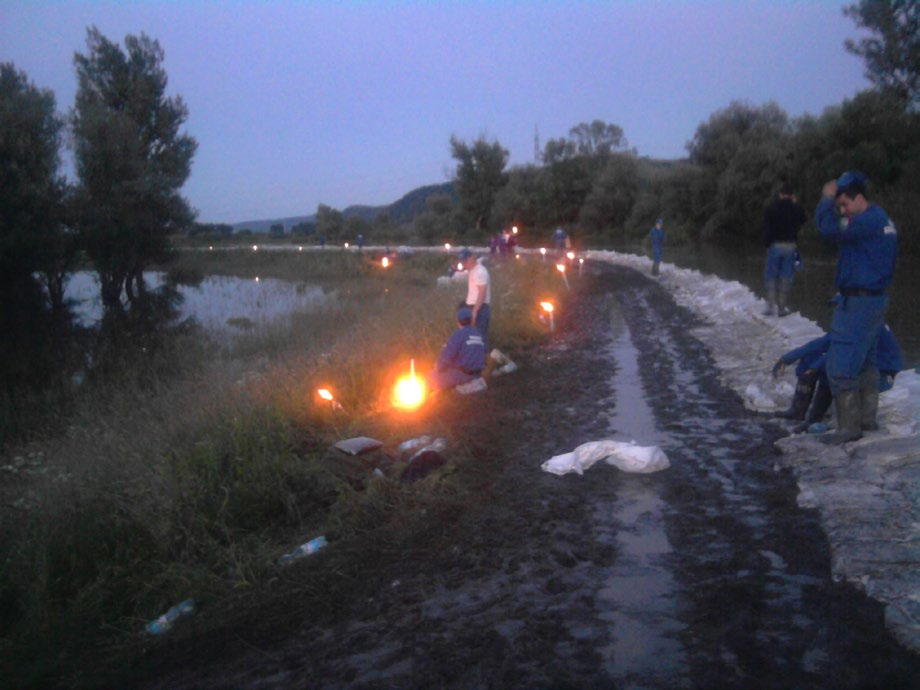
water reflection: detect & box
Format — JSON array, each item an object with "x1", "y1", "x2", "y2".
[
  {"x1": 65, "y1": 271, "x2": 328, "y2": 338},
  {"x1": 619, "y1": 243, "x2": 919, "y2": 368}
]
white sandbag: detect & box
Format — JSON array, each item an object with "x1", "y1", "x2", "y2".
[{"x1": 541, "y1": 439, "x2": 670, "y2": 476}]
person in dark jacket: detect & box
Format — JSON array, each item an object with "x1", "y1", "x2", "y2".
[
  {"x1": 813, "y1": 171, "x2": 898, "y2": 444},
  {"x1": 762, "y1": 183, "x2": 808, "y2": 316},
  {"x1": 428, "y1": 307, "x2": 486, "y2": 391}
]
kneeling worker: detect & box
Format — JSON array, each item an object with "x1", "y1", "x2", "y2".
[{"x1": 428, "y1": 307, "x2": 486, "y2": 393}]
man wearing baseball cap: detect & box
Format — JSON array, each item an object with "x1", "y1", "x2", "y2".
[
  {"x1": 813, "y1": 170, "x2": 898, "y2": 444},
  {"x1": 428, "y1": 306, "x2": 486, "y2": 393}
]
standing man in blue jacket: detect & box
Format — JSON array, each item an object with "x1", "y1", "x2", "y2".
[{"x1": 814, "y1": 171, "x2": 898, "y2": 444}]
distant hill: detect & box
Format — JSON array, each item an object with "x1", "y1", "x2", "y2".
[{"x1": 231, "y1": 182, "x2": 455, "y2": 233}]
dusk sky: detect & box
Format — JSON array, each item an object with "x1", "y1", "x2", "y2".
[{"x1": 2, "y1": 1, "x2": 869, "y2": 224}]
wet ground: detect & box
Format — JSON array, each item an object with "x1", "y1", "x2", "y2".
[{"x1": 141, "y1": 263, "x2": 919, "y2": 689}]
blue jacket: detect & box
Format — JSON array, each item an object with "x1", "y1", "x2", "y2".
[
  {"x1": 650, "y1": 226, "x2": 665, "y2": 248},
  {"x1": 781, "y1": 325, "x2": 902, "y2": 386},
  {"x1": 436, "y1": 325, "x2": 485, "y2": 374},
  {"x1": 815, "y1": 198, "x2": 897, "y2": 292}
]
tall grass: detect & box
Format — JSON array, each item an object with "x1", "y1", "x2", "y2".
[{"x1": 0, "y1": 249, "x2": 572, "y2": 687}]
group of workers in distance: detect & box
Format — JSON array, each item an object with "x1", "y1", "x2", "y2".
[{"x1": 770, "y1": 170, "x2": 901, "y2": 444}]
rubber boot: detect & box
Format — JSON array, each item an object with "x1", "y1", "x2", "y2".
[
  {"x1": 859, "y1": 367, "x2": 880, "y2": 432},
  {"x1": 818, "y1": 390, "x2": 863, "y2": 445},
  {"x1": 777, "y1": 289, "x2": 791, "y2": 317},
  {"x1": 792, "y1": 379, "x2": 832, "y2": 433},
  {"x1": 762, "y1": 289, "x2": 775, "y2": 316},
  {"x1": 776, "y1": 370, "x2": 817, "y2": 420}
]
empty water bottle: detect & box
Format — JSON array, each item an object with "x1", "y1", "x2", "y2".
[
  {"x1": 146, "y1": 598, "x2": 196, "y2": 635},
  {"x1": 279, "y1": 535, "x2": 327, "y2": 567}
]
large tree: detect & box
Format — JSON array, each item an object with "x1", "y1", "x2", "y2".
[
  {"x1": 0, "y1": 63, "x2": 67, "y2": 305},
  {"x1": 71, "y1": 27, "x2": 197, "y2": 310},
  {"x1": 450, "y1": 135, "x2": 509, "y2": 233},
  {"x1": 845, "y1": 0, "x2": 920, "y2": 109}
]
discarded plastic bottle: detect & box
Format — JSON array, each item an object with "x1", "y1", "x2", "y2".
[
  {"x1": 278, "y1": 535, "x2": 327, "y2": 567},
  {"x1": 146, "y1": 599, "x2": 196, "y2": 635}
]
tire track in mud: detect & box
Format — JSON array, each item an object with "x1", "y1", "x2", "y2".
[{"x1": 143, "y1": 263, "x2": 918, "y2": 690}]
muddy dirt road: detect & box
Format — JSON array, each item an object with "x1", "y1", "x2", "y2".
[{"x1": 143, "y1": 263, "x2": 918, "y2": 689}]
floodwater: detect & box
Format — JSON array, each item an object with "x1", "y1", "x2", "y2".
[
  {"x1": 64, "y1": 271, "x2": 328, "y2": 337},
  {"x1": 623, "y1": 241, "x2": 920, "y2": 369}
]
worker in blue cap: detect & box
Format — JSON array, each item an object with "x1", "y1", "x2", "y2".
[
  {"x1": 428, "y1": 306, "x2": 486, "y2": 392},
  {"x1": 813, "y1": 170, "x2": 898, "y2": 444}
]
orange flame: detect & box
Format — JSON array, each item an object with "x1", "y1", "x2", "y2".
[
  {"x1": 540, "y1": 301, "x2": 554, "y2": 313},
  {"x1": 381, "y1": 256, "x2": 390, "y2": 268},
  {"x1": 556, "y1": 263, "x2": 566, "y2": 273},
  {"x1": 393, "y1": 359, "x2": 425, "y2": 409},
  {"x1": 566, "y1": 251, "x2": 575, "y2": 260},
  {"x1": 317, "y1": 388, "x2": 334, "y2": 401}
]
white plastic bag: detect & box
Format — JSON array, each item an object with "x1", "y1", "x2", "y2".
[{"x1": 541, "y1": 439, "x2": 670, "y2": 476}]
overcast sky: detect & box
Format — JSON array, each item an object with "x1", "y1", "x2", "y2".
[{"x1": 2, "y1": 1, "x2": 869, "y2": 224}]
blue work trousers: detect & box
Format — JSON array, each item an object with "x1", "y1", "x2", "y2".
[
  {"x1": 764, "y1": 243, "x2": 796, "y2": 292},
  {"x1": 466, "y1": 303, "x2": 491, "y2": 343},
  {"x1": 825, "y1": 294, "x2": 887, "y2": 395},
  {"x1": 429, "y1": 367, "x2": 478, "y2": 391}
]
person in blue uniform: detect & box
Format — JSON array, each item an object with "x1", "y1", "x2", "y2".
[
  {"x1": 428, "y1": 307, "x2": 486, "y2": 391},
  {"x1": 649, "y1": 218, "x2": 665, "y2": 276},
  {"x1": 762, "y1": 183, "x2": 807, "y2": 316},
  {"x1": 813, "y1": 171, "x2": 898, "y2": 444},
  {"x1": 772, "y1": 324, "x2": 902, "y2": 434}
]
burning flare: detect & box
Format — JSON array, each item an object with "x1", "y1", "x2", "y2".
[{"x1": 393, "y1": 359, "x2": 426, "y2": 409}]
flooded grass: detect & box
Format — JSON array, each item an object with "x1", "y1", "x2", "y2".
[{"x1": 0, "y1": 249, "x2": 570, "y2": 688}]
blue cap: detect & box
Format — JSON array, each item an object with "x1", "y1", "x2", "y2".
[
  {"x1": 836, "y1": 170, "x2": 867, "y2": 196},
  {"x1": 457, "y1": 307, "x2": 473, "y2": 324},
  {"x1": 458, "y1": 248, "x2": 472, "y2": 261}
]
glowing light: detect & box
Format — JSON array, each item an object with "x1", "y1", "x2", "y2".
[
  {"x1": 515, "y1": 254, "x2": 520, "y2": 260},
  {"x1": 457, "y1": 262, "x2": 464, "y2": 271},
  {"x1": 298, "y1": 246, "x2": 303, "y2": 251},
  {"x1": 382, "y1": 256, "x2": 390, "y2": 268},
  {"x1": 540, "y1": 301, "x2": 554, "y2": 313},
  {"x1": 444, "y1": 243, "x2": 451, "y2": 250},
  {"x1": 512, "y1": 226, "x2": 518, "y2": 234},
  {"x1": 317, "y1": 388, "x2": 334, "y2": 401},
  {"x1": 393, "y1": 359, "x2": 425, "y2": 409},
  {"x1": 540, "y1": 247, "x2": 546, "y2": 255},
  {"x1": 556, "y1": 263, "x2": 565, "y2": 273},
  {"x1": 540, "y1": 301, "x2": 556, "y2": 332},
  {"x1": 579, "y1": 258, "x2": 584, "y2": 264},
  {"x1": 255, "y1": 276, "x2": 260, "y2": 282},
  {"x1": 566, "y1": 251, "x2": 575, "y2": 261},
  {"x1": 344, "y1": 242, "x2": 350, "y2": 249},
  {"x1": 252, "y1": 244, "x2": 258, "y2": 251},
  {"x1": 208, "y1": 245, "x2": 213, "y2": 251}
]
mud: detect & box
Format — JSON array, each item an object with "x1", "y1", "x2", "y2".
[{"x1": 139, "y1": 263, "x2": 919, "y2": 689}]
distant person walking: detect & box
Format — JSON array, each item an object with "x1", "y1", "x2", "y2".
[
  {"x1": 814, "y1": 171, "x2": 897, "y2": 444},
  {"x1": 553, "y1": 226, "x2": 567, "y2": 257},
  {"x1": 762, "y1": 183, "x2": 807, "y2": 316},
  {"x1": 459, "y1": 248, "x2": 491, "y2": 342},
  {"x1": 649, "y1": 218, "x2": 665, "y2": 276}
]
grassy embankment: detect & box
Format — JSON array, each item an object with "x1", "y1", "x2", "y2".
[{"x1": 0, "y1": 247, "x2": 572, "y2": 688}]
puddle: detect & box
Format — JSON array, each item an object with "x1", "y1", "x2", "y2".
[{"x1": 594, "y1": 312, "x2": 687, "y2": 684}]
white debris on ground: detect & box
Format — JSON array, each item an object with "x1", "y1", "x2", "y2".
[
  {"x1": 542, "y1": 439, "x2": 670, "y2": 476},
  {"x1": 586, "y1": 249, "x2": 920, "y2": 653}
]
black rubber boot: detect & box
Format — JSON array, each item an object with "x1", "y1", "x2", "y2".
[
  {"x1": 792, "y1": 379, "x2": 832, "y2": 433},
  {"x1": 776, "y1": 370, "x2": 817, "y2": 420},
  {"x1": 818, "y1": 390, "x2": 863, "y2": 445},
  {"x1": 859, "y1": 367, "x2": 880, "y2": 432}
]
